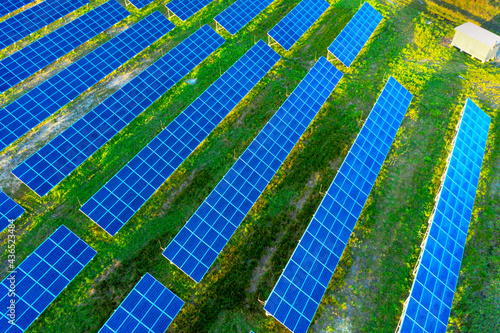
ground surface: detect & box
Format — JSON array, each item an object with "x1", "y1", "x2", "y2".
[{"x1": 0, "y1": 0, "x2": 499, "y2": 332}]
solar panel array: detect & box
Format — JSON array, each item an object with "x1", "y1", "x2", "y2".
[
  {"x1": 268, "y1": 0, "x2": 329, "y2": 51},
  {"x1": 163, "y1": 57, "x2": 343, "y2": 283},
  {"x1": 166, "y1": 0, "x2": 213, "y2": 21},
  {"x1": 0, "y1": 190, "x2": 25, "y2": 233},
  {"x1": 0, "y1": 0, "x2": 89, "y2": 50},
  {"x1": 215, "y1": 0, "x2": 274, "y2": 35},
  {"x1": 264, "y1": 77, "x2": 413, "y2": 333},
  {"x1": 13, "y1": 25, "x2": 224, "y2": 197},
  {"x1": 80, "y1": 40, "x2": 279, "y2": 236},
  {"x1": 99, "y1": 273, "x2": 184, "y2": 333},
  {"x1": 0, "y1": 225, "x2": 96, "y2": 332},
  {"x1": 327, "y1": 2, "x2": 382, "y2": 67},
  {"x1": 0, "y1": 0, "x2": 35, "y2": 18},
  {"x1": 0, "y1": 11, "x2": 174, "y2": 154},
  {"x1": 398, "y1": 98, "x2": 490, "y2": 333},
  {"x1": 0, "y1": 0, "x2": 130, "y2": 93}
]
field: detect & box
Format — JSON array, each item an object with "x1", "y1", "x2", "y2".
[{"x1": 0, "y1": 0, "x2": 499, "y2": 332}]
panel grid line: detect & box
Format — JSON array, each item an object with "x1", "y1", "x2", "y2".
[
  {"x1": 398, "y1": 98, "x2": 490, "y2": 333},
  {"x1": 268, "y1": 0, "x2": 329, "y2": 51},
  {"x1": 214, "y1": 0, "x2": 274, "y2": 35},
  {"x1": 166, "y1": 0, "x2": 213, "y2": 21},
  {"x1": 1, "y1": 11, "x2": 174, "y2": 153},
  {"x1": 163, "y1": 57, "x2": 343, "y2": 283},
  {"x1": 80, "y1": 40, "x2": 277, "y2": 236},
  {"x1": 0, "y1": 0, "x2": 39, "y2": 18},
  {"x1": 264, "y1": 77, "x2": 413, "y2": 333},
  {"x1": 13, "y1": 25, "x2": 223, "y2": 198},
  {"x1": 0, "y1": 225, "x2": 96, "y2": 332},
  {"x1": 0, "y1": 0, "x2": 89, "y2": 50},
  {"x1": 0, "y1": 0, "x2": 130, "y2": 92},
  {"x1": 0, "y1": 190, "x2": 25, "y2": 233}
]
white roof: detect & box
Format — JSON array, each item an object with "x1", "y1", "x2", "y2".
[{"x1": 455, "y1": 22, "x2": 500, "y2": 48}]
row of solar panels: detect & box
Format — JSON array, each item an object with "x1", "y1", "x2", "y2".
[
  {"x1": 0, "y1": 1, "x2": 492, "y2": 333},
  {"x1": 0, "y1": 224, "x2": 184, "y2": 332}
]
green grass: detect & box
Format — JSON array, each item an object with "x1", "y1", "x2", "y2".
[{"x1": 0, "y1": 0, "x2": 499, "y2": 332}]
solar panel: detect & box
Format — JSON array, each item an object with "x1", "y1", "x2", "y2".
[
  {"x1": 327, "y1": 2, "x2": 382, "y2": 67},
  {"x1": 0, "y1": 225, "x2": 97, "y2": 333},
  {"x1": 0, "y1": 11, "x2": 174, "y2": 154},
  {"x1": 80, "y1": 40, "x2": 279, "y2": 236},
  {"x1": 264, "y1": 77, "x2": 413, "y2": 333},
  {"x1": 0, "y1": 0, "x2": 89, "y2": 50},
  {"x1": 13, "y1": 25, "x2": 224, "y2": 198},
  {"x1": 0, "y1": 0, "x2": 130, "y2": 92},
  {"x1": 267, "y1": 0, "x2": 329, "y2": 51},
  {"x1": 166, "y1": 0, "x2": 213, "y2": 21},
  {"x1": 99, "y1": 273, "x2": 184, "y2": 333},
  {"x1": 0, "y1": 0, "x2": 37, "y2": 18},
  {"x1": 163, "y1": 57, "x2": 343, "y2": 283},
  {"x1": 214, "y1": 0, "x2": 274, "y2": 35},
  {"x1": 397, "y1": 98, "x2": 490, "y2": 333},
  {"x1": 0, "y1": 190, "x2": 25, "y2": 233}
]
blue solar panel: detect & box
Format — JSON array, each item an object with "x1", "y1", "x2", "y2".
[
  {"x1": 264, "y1": 77, "x2": 413, "y2": 333},
  {"x1": 166, "y1": 0, "x2": 213, "y2": 21},
  {"x1": 0, "y1": 225, "x2": 96, "y2": 332},
  {"x1": 0, "y1": 0, "x2": 35, "y2": 18},
  {"x1": 0, "y1": 11, "x2": 174, "y2": 154},
  {"x1": 214, "y1": 0, "x2": 274, "y2": 35},
  {"x1": 0, "y1": 190, "x2": 25, "y2": 233},
  {"x1": 0, "y1": 0, "x2": 89, "y2": 50},
  {"x1": 163, "y1": 57, "x2": 343, "y2": 283},
  {"x1": 80, "y1": 40, "x2": 279, "y2": 236},
  {"x1": 327, "y1": 2, "x2": 382, "y2": 67},
  {"x1": 398, "y1": 98, "x2": 490, "y2": 333},
  {"x1": 13, "y1": 25, "x2": 224, "y2": 198},
  {"x1": 99, "y1": 273, "x2": 184, "y2": 333},
  {"x1": 268, "y1": 0, "x2": 329, "y2": 51},
  {"x1": 0, "y1": 0, "x2": 130, "y2": 92}
]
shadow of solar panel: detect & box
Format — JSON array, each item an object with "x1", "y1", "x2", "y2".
[
  {"x1": 166, "y1": 0, "x2": 213, "y2": 21},
  {"x1": 0, "y1": 225, "x2": 96, "y2": 332},
  {"x1": 0, "y1": 0, "x2": 35, "y2": 17},
  {"x1": 214, "y1": 0, "x2": 274, "y2": 35},
  {"x1": 1, "y1": 11, "x2": 174, "y2": 154},
  {"x1": 268, "y1": 0, "x2": 329, "y2": 51},
  {"x1": 80, "y1": 40, "x2": 278, "y2": 236},
  {"x1": 0, "y1": 0, "x2": 130, "y2": 92},
  {"x1": 0, "y1": 190, "x2": 25, "y2": 233},
  {"x1": 99, "y1": 273, "x2": 184, "y2": 333},
  {"x1": 0, "y1": 0, "x2": 89, "y2": 50},
  {"x1": 13, "y1": 25, "x2": 224, "y2": 198},
  {"x1": 163, "y1": 57, "x2": 343, "y2": 283},
  {"x1": 398, "y1": 98, "x2": 490, "y2": 333},
  {"x1": 264, "y1": 77, "x2": 413, "y2": 333},
  {"x1": 327, "y1": 2, "x2": 382, "y2": 67}
]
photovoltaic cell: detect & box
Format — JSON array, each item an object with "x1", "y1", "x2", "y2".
[
  {"x1": 0, "y1": 225, "x2": 97, "y2": 333},
  {"x1": 398, "y1": 98, "x2": 490, "y2": 333},
  {"x1": 0, "y1": 0, "x2": 89, "y2": 50},
  {"x1": 0, "y1": 0, "x2": 130, "y2": 92},
  {"x1": 268, "y1": 0, "x2": 329, "y2": 51},
  {"x1": 0, "y1": 0, "x2": 36, "y2": 18},
  {"x1": 0, "y1": 11, "x2": 174, "y2": 153},
  {"x1": 99, "y1": 273, "x2": 184, "y2": 333},
  {"x1": 264, "y1": 77, "x2": 413, "y2": 333},
  {"x1": 0, "y1": 190, "x2": 25, "y2": 233},
  {"x1": 166, "y1": 0, "x2": 213, "y2": 21},
  {"x1": 13, "y1": 25, "x2": 224, "y2": 197},
  {"x1": 163, "y1": 57, "x2": 343, "y2": 283},
  {"x1": 214, "y1": 0, "x2": 274, "y2": 35},
  {"x1": 80, "y1": 40, "x2": 279, "y2": 236},
  {"x1": 327, "y1": 2, "x2": 382, "y2": 67}
]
